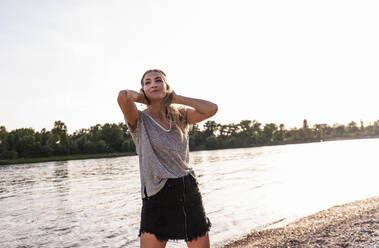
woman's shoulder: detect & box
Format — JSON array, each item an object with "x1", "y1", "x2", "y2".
[
  {"x1": 135, "y1": 109, "x2": 147, "y2": 117},
  {"x1": 139, "y1": 110, "x2": 150, "y2": 119},
  {"x1": 138, "y1": 110, "x2": 154, "y2": 123},
  {"x1": 131, "y1": 110, "x2": 147, "y2": 126}
]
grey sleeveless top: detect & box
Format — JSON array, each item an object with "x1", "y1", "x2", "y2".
[{"x1": 125, "y1": 110, "x2": 196, "y2": 199}]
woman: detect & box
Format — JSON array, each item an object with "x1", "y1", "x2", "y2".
[{"x1": 117, "y1": 69, "x2": 218, "y2": 248}]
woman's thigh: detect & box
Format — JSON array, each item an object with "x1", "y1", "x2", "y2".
[
  {"x1": 186, "y1": 232, "x2": 210, "y2": 248},
  {"x1": 140, "y1": 232, "x2": 167, "y2": 248}
]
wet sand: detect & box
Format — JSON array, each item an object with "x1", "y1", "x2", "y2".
[{"x1": 223, "y1": 196, "x2": 379, "y2": 248}]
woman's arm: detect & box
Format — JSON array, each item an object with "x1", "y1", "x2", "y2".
[
  {"x1": 117, "y1": 90, "x2": 146, "y2": 130},
  {"x1": 171, "y1": 92, "x2": 218, "y2": 125}
]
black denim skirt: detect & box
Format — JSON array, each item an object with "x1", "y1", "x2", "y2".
[{"x1": 139, "y1": 174, "x2": 211, "y2": 242}]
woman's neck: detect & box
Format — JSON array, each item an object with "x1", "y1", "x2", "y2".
[{"x1": 146, "y1": 103, "x2": 165, "y2": 119}]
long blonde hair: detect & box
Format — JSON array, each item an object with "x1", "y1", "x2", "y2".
[{"x1": 140, "y1": 69, "x2": 188, "y2": 139}]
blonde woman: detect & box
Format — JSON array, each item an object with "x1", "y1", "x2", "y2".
[{"x1": 117, "y1": 69, "x2": 217, "y2": 248}]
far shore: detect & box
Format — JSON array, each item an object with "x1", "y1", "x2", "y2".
[
  {"x1": 0, "y1": 152, "x2": 136, "y2": 166},
  {"x1": 1, "y1": 136, "x2": 378, "y2": 166}
]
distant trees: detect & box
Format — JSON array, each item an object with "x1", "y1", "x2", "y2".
[
  {"x1": 0, "y1": 121, "x2": 132, "y2": 160},
  {"x1": 1, "y1": 118, "x2": 379, "y2": 161},
  {"x1": 188, "y1": 119, "x2": 379, "y2": 151}
]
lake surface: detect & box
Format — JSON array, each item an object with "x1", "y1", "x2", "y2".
[{"x1": 1, "y1": 138, "x2": 378, "y2": 247}]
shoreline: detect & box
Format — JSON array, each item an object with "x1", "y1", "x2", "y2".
[
  {"x1": 222, "y1": 196, "x2": 379, "y2": 248},
  {"x1": 1, "y1": 136, "x2": 379, "y2": 166},
  {"x1": 0, "y1": 152, "x2": 136, "y2": 166}
]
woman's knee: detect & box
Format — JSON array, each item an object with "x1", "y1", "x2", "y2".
[{"x1": 186, "y1": 232, "x2": 210, "y2": 248}]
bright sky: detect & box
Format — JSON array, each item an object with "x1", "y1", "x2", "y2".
[{"x1": 1, "y1": 0, "x2": 378, "y2": 134}]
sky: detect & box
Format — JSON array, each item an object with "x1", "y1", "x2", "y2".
[{"x1": 1, "y1": 0, "x2": 378, "y2": 134}]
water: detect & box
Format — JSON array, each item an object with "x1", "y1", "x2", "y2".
[{"x1": 1, "y1": 138, "x2": 378, "y2": 247}]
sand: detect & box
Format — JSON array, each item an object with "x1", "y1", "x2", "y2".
[{"x1": 222, "y1": 196, "x2": 379, "y2": 248}]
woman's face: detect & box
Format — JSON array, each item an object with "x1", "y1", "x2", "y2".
[{"x1": 142, "y1": 71, "x2": 168, "y2": 103}]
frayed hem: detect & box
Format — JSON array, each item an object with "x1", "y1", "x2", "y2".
[
  {"x1": 139, "y1": 230, "x2": 193, "y2": 243},
  {"x1": 139, "y1": 230, "x2": 168, "y2": 242},
  {"x1": 185, "y1": 217, "x2": 212, "y2": 242},
  {"x1": 139, "y1": 217, "x2": 212, "y2": 243},
  {"x1": 139, "y1": 230, "x2": 184, "y2": 243}
]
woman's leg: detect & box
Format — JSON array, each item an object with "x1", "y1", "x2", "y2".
[
  {"x1": 186, "y1": 232, "x2": 210, "y2": 248},
  {"x1": 140, "y1": 232, "x2": 167, "y2": 248}
]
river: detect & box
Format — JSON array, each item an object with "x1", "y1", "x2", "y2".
[{"x1": 1, "y1": 138, "x2": 378, "y2": 247}]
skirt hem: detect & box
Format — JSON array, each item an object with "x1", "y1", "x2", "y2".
[{"x1": 139, "y1": 217, "x2": 212, "y2": 242}]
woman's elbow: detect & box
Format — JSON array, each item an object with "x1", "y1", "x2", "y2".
[
  {"x1": 209, "y1": 103, "x2": 218, "y2": 117},
  {"x1": 117, "y1": 90, "x2": 128, "y2": 103}
]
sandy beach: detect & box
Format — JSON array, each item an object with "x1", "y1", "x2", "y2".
[{"x1": 223, "y1": 196, "x2": 379, "y2": 248}]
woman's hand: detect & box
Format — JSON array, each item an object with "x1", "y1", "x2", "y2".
[
  {"x1": 119, "y1": 90, "x2": 147, "y2": 105},
  {"x1": 137, "y1": 90, "x2": 148, "y2": 105}
]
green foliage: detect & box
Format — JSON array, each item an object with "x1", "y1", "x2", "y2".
[
  {"x1": 205, "y1": 135, "x2": 218, "y2": 149},
  {"x1": 1, "y1": 118, "x2": 379, "y2": 163}
]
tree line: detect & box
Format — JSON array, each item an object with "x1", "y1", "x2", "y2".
[{"x1": 1, "y1": 119, "x2": 379, "y2": 160}]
